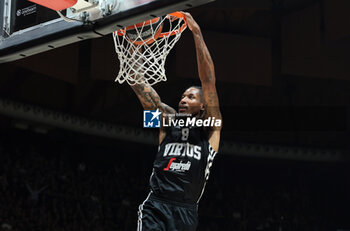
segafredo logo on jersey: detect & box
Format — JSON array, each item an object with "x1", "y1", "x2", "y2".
[
  {"x1": 163, "y1": 114, "x2": 222, "y2": 128},
  {"x1": 164, "y1": 158, "x2": 191, "y2": 172},
  {"x1": 143, "y1": 109, "x2": 161, "y2": 128}
]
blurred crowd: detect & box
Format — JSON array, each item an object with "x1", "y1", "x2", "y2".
[{"x1": 1, "y1": 129, "x2": 349, "y2": 231}]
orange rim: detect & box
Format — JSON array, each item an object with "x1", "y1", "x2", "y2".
[
  {"x1": 114, "y1": 11, "x2": 187, "y2": 38},
  {"x1": 158, "y1": 12, "x2": 187, "y2": 37}
]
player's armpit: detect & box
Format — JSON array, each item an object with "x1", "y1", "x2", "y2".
[{"x1": 208, "y1": 130, "x2": 220, "y2": 152}]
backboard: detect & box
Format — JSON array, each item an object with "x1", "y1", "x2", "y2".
[{"x1": 0, "y1": 0, "x2": 215, "y2": 63}]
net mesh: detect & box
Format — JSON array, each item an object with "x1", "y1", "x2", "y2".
[{"x1": 112, "y1": 13, "x2": 187, "y2": 86}]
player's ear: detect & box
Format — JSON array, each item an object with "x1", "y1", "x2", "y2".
[{"x1": 200, "y1": 103, "x2": 205, "y2": 117}]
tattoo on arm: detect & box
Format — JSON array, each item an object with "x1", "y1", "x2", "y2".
[
  {"x1": 204, "y1": 90, "x2": 222, "y2": 119},
  {"x1": 129, "y1": 52, "x2": 174, "y2": 112},
  {"x1": 132, "y1": 82, "x2": 161, "y2": 110},
  {"x1": 193, "y1": 33, "x2": 215, "y2": 83},
  {"x1": 192, "y1": 30, "x2": 221, "y2": 122},
  {"x1": 131, "y1": 77, "x2": 176, "y2": 115}
]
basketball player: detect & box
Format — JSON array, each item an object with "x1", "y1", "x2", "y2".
[{"x1": 131, "y1": 12, "x2": 222, "y2": 231}]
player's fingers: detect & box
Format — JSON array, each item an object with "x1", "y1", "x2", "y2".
[
  {"x1": 180, "y1": 11, "x2": 191, "y2": 20},
  {"x1": 180, "y1": 12, "x2": 195, "y2": 30}
]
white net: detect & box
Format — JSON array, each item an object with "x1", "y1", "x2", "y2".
[{"x1": 112, "y1": 12, "x2": 187, "y2": 86}]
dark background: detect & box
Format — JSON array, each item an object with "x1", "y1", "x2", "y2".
[{"x1": 1, "y1": 0, "x2": 350, "y2": 230}]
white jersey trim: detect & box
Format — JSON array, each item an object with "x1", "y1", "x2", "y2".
[
  {"x1": 137, "y1": 191, "x2": 152, "y2": 231},
  {"x1": 197, "y1": 143, "x2": 217, "y2": 203}
]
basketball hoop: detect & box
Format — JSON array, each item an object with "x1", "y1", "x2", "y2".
[{"x1": 112, "y1": 12, "x2": 187, "y2": 86}]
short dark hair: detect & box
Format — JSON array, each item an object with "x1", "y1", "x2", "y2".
[
  {"x1": 187, "y1": 86, "x2": 203, "y2": 101},
  {"x1": 187, "y1": 86, "x2": 205, "y2": 117}
]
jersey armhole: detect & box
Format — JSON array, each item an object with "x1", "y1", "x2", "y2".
[{"x1": 208, "y1": 143, "x2": 218, "y2": 157}]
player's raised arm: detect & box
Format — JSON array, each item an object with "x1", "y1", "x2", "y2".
[
  {"x1": 129, "y1": 47, "x2": 176, "y2": 113},
  {"x1": 183, "y1": 12, "x2": 222, "y2": 151},
  {"x1": 128, "y1": 46, "x2": 176, "y2": 144},
  {"x1": 131, "y1": 75, "x2": 176, "y2": 144},
  {"x1": 131, "y1": 80, "x2": 167, "y2": 111}
]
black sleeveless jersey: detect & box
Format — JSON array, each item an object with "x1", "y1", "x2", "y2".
[{"x1": 149, "y1": 125, "x2": 217, "y2": 204}]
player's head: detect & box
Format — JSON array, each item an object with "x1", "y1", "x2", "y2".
[{"x1": 178, "y1": 86, "x2": 205, "y2": 117}]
